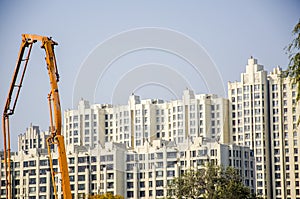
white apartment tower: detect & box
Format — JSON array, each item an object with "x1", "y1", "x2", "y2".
[
  {"x1": 64, "y1": 100, "x2": 106, "y2": 148},
  {"x1": 124, "y1": 138, "x2": 255, "y2": 198},
  {"x1": 228, "y1": 57, "x2": 271, "y2": 198},
  {"x1": 4, "y1": 57, "x2": 300, "y2": 198},
  {"x1": 268, "y1": 67, "x2": 300, "y2": 199},
  {"x1": 18, "y1": 124, "x2": 50, "y2": 152},
  {"x1": 0, "y1": 136, "x2": 255, "y2": 199},
  {"x1": 64, "y1": 90, "x2": 230, "y2": 150}
]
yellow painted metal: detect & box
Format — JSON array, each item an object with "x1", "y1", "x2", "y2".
[{"x1": 2, "y1": 34, "x2": 72, "y2": 199}]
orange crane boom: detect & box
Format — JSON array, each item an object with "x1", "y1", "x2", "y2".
[{"x1": 2, "y1": 34, "x2": 71, "y2": 199}]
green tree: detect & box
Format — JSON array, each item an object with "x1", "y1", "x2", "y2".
[
  {"x1": 216, "y1": 167, "x2": 255, "y2": 199},
  {"x1": 285, "y1": 19, "x2": 300, "y2": 121},
  {"x1": 88, "y1": 193, "x2": 124, "y2": 199},
  {"x1": 168, "y1": 163, "x2": 258, "y2": 199},
  {"x1": 205, "y1": 163, "x2": 219, "y2": 199},
  {"x1": 169, "y1": 168, "x2": 206, "y2": 199}
]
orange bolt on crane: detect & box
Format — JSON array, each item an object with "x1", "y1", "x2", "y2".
[{"x1": 2, "y1": 34, "x2": 72, "y2": 199}]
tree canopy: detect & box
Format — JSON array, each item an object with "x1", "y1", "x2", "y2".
[
  {"x1": 285, "y1": 19, "x2": 300, "y2": 102},
  {"x1": 168, "y1": 163, "x2": 258, "y2": 199},
  {"x1": 88, "y1": 193, "x2": 124, "y2": 199}
]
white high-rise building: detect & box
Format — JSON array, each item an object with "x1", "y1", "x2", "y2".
[
  {"x1": 4, "y1": 58, "x2": 300, "y2": 198},
  {"x1": 64, "y1": 90, "x2": 230, "y2": 150},
  {"x1": 18, "y1": 124, "x2": 50, "y2": 152},
  {"x1": 0, "y1": 135, "x2": 255, "y2": 199},
  {"x1": 124, "y1": 138, "x2": 255, "y2": 198},
  {"x1": 268, "y1": 67, "x2": 300, "y2": 199},
  {"x1": 228, "y1": 57, "x2": 271, "y2": 198},
  {"x1": 64, "y1": 100, "x2": 106, "y2": 148}
]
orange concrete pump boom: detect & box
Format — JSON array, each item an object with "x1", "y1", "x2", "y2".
[{"x1": 2, "y1": 34, "x2": 71, "y2": 199}]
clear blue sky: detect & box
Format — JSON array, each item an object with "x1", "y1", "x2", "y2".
[{"x1": 0, "y1": 1, "x2": 299, "y2": 150}]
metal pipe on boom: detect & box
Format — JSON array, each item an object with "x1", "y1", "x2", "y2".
[{"x1": 2, "y1": 34, "x2": 72, "y2": 199}]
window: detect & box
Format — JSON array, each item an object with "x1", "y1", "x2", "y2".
[
  {"x1": 29, "y1": 178, "x2": 36, "y2": 184},
  {"x1": 294, "y1": 140, "x2": 298, "y2": 146},
  {"x1": 29, "y1": 161, "x2": 36, "y2": 166},
  {"x1": 127, "y1": 164, "x2": 134, "y2": 171},
  {"x1": 273, "y1": 116, "x2": 279, "y2": 123},
  {"x1": 140, "y1": 191, "x2": 145, "y2": 197},
  {"x1": 157, "y1": 153, "x2": 163, "y2": 159},
  {"x1": 210, "y1": 149, "x2": 217, "y2": 156},
  {"x1": 78, "y1": 184, "x2": 85, "y2": 190},
  {"x1": 282, "y1": 84, "x2": 287, "y2": 90},
  {"x1": 167, "y1": 161, "x2": 175, "y2": 169},
  {"x1": 167, "y1": 152, "x2": 177, "y2": 158},
  {"x1": 156, "y1": 171, "x2": 163, "y2": 177},
  {"x1": 286, "y1": 157, "x2": 290, "y2": 162},
  {"x1": 29, "y1": 187, "x2": 36, "y2": 193},
  {"x1": 139, "y1": 181, "x2": 145, "y2": 188},
  {"x1": 272, "y1": 93, "x2": 278, "y2": 98},
  {"x1": 237, "y1": 88, "x2": 242, "y2": 94},
  {"x1": 272, "y1": 100, "x2": 279, "y2": 107},
  {"x1": 127, "y1": 191, "x2": 134, "y2": 197},
  {"x1": 275, "y1": 181, "x2": 281, "y2": 187},
  {"x1": 78, "y1": 166, "x2": 86, "y2": 172},
  {"x1": 40, "y1": 186, "x2": 46, "y2": 193},
  {"x1": 177, "y1": 106, "x2": 183, "y2": 112},
  {"x1": 254, "y1": 93, "x2": 260, "y2": 99},
  {"x1": 190, "y1": 112, "x2": 195, "y2": 119},
  {"x1": 254, "y1": 84, "x2": 260, "y2": 91},
  {"x1": 156, "y1": 109, "x2": 160, "y2": 115},
  {"x1": 40, "y1": 160, "x2": 48, "y2": 166},
  {"x1": 190, "y1": 105, "x2": 195, "y2": 111},
  {"x1": 40, "y1": 177, "x2": 47, "y2": 184},
  {"x1": 156, "y1": 180, "x2": 163, "y2": 187},
  {"x1": 257, "y1": 181, "x2": 263, "y2": 187},
  {"x1": 127, "y1": 173, "x2": 133, "y2": 180},
  {"x1": 78, "y1": 175, "x2": 85, "y2": 181}
]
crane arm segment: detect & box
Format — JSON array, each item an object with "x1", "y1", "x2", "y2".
[{"x1": 2, "y1": 34, "x2": 72, "y2": 199}]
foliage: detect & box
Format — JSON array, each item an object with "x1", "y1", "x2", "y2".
[
  {"x1": 168, "y1": 163, "x2": 259, "y2": 199},
  {"x1": 88, "y1": 193, "x2": 124, "y2": 199},
  {"x1": 216, "y1": 167, "x2": 256, "y2": 199},
  {"x1": 285, "y1": 19, "x2": 300, "y2": 102},
  {"x1": 170, "y1": 168, "x2": 206, "y2": 199}
]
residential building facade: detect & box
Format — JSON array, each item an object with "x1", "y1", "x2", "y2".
[
  {"x1": 17, "y1": 124, "x2": 50, "y2": 152},
  {"x1": 268, "y1": 67, "x2": 300, "y2": 199},
  {"x1": 0, "y1": 137, "x2": 255, "y2": 199},
  {"x1": 228, "y1": 57, "x2": 272, "y2": 198},
  {"x1": 1, "y1": 57, "x2": 299, "y2": 199},
  {"x1": 64, "y1": 100, "x2": 106, "y2": 148},
  {"x1": 64, "y1": 90, "x2": 230, "y2": 150}
]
